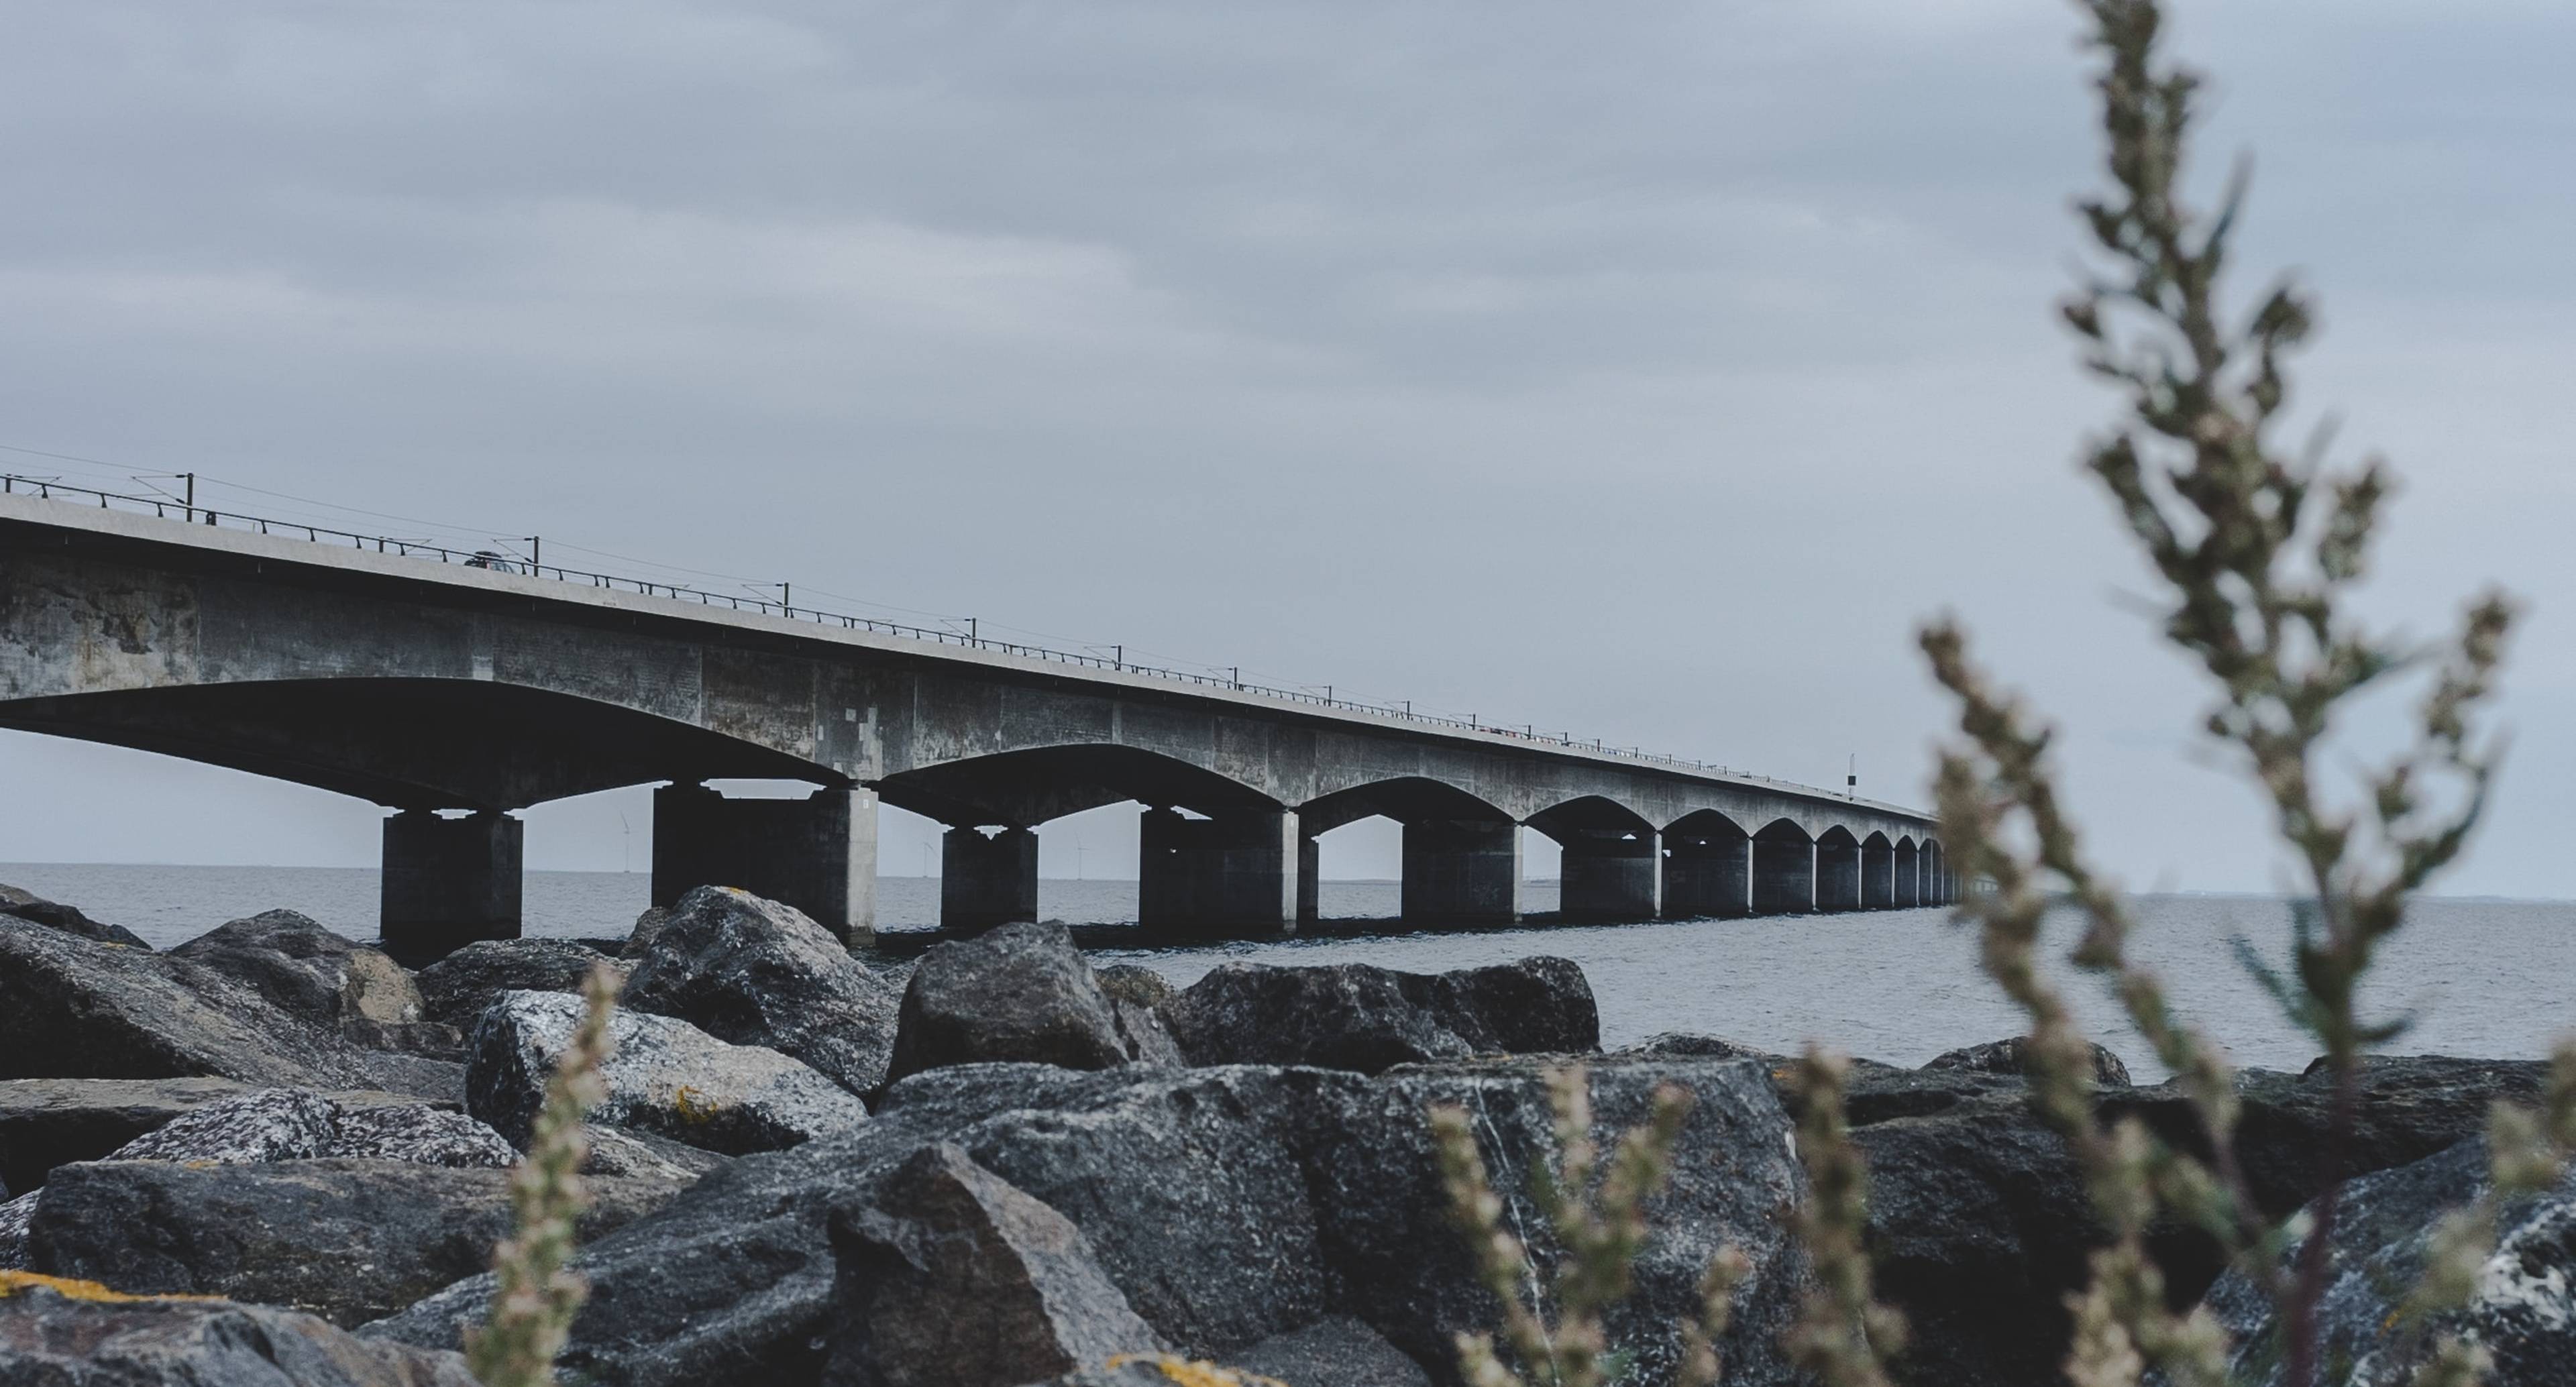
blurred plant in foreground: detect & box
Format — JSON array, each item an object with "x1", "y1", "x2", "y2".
[
  {"x1": 468, "y1": 964, "x2": 619, "y2": 1387},
  {"x1": 1430, "y1": 1067, "x2": 1748, "y2": 1387},
  {"x1": 1911, "y1": 3, "x2": 2575, "y2": 1386}
]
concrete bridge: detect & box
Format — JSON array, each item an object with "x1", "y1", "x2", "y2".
[{"x1": 0, "y1": 481, "x2": 1952, "y2": 958}]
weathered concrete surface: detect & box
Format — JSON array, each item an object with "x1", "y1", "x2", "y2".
[{"x1": 0, "y1": 495, "x2": 1943, "y2": 940}]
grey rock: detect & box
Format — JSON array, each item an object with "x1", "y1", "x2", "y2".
[
  {"x1": 0, "y1": 919, "x2": 378, "y2": 1087},
  {"x1": 350, "y1": 1054, "x2": 466, "y2": 1104},
  {"x1": 363, "y1": 1058, "x2": 1809, "y2": 1387},
  {"x1": 824, "y1": 1142, "x2": 1166, "y2": 1387},
  {"x1": 623, "y1": 886, "x2": 901, "y2": 1095},
  {"x1": 884, "y1": 922, "x2": 1134, "y2": 1081},
  {"x1": 1091, "y1": 964, "x2": 1175, "y2": 1010},
  {"x1": 466, "y1": 990, "x2": 870, "y2": 1156},
  {"x1": 27, "y1": 1158, "x2": 678, "y2": 1327},
  {"x1": 321, "y1": 1105, "x2": 516, "y2": 1169},
  {"x1": 1230, "y1": 1315, "x2": 1435, "y2": 1387},
  {"x1": 413, "y1": 938, "x2": 621, "y2": 1031},
  {"x1": 2206, "y1": 1136, "x2": 2576, "y2": 1386},
  {"x1": 1399, "y1": 957, "x2": 1601, "y2": 1056},
  {"x1": 581, "y1": 1125, "x2": 734, "y2": 1182},
  {"x1": 109, "y1": 1088, "x2": 342, "y2": 1165},
  {"x1": 1110, "y1": 1001, "x2": 1184, "y2": 1068},
  {"x1": 169, "y1": 911, "x2": 427, "y2": 1048},
  {"x1": 1615, "y1": 1033, "x2": 1785, "y2": 1062},
  {"x1": 625, "y1": 905, "x2": 675, "y2": 958},
  {"x1": 0, "y1": 1077, "x2": 265, "y2": 1194},
  {"x1": 1303, "y1": 1056, "x2": 1807, "y2": 1386},
  {"x1": 0, "y1": 883, "x2": 151, "y2": 950},
  {"x1": 0, "y1": 1280, "x2": 478, "y2": 1387},
  {"x1": 1161, "y1": 957, "x2": 1601, "y2": 1075},
  {"x1": 1009, "y1": 1366, "x2": 1171, "y2": 1387},
  {"x1": 1161, "y1": 964, "x2": 1469, "y2": 1073},
  {"x1": 0, "y1": 1192, "x2": 31, "y2": 1268},
  {"x1": 1923, "y1": 1035, "x2": 2133, "y2": 1087}
]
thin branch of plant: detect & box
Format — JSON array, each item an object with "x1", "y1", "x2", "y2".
[
  {"x1": 1429, "y1": 1066, "x2": 1748, "y2": 1387},
  {"x1": 468, "y1": 964, "x2": 621, "y2": 1387},
  {"x1": 1913, "y1": 3, "x2": 2562, "y2": 1386}
]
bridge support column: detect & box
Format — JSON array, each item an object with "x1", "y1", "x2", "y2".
[
  {"x1": 651, "y1": 783, "x2": 877, "y2": 944},
  {"x1": 1817, "y1": 836, "x2": 1862, "y2": 912},
  {"x1": 1559, "y1": 830, "x2": 1660, "y2": 920},
  {"x1": 1751, "y1": 834, "x2": 1815, "y2": 916},
  {"x1": 1664, "y1": 834, "x2": 1750, "y2": 919},
  {"x1": 1138, "y1": 808, "x2": 1297, "y2": 933},
  {"x1": 1862, "y1": 839, "x2": 1894, "y2": 909},
  {"x1": 1297, "y1": 835, "x2": 1321, "y2": 925},
  {"x1": 941, "y1": 826, "x2": 1038, "y2": 934},
  {"x1": 1401, "y1": 818, "x2": 1521, "y2": 924},
  {"x1": 381, "y1": 810, "x2": 522, "y2": 964}
]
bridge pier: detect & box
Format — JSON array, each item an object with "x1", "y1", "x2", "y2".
[
  {"x1": 1664, "y1": 832, "x2": 1750, "y2": 919},
  {"x1": 1817, "y1": 832, "x2": 1862, "y2": 912},
  {"x1": 1297, "y1": 835, "x2": 1322, "y2": 925},
  {"x1": 1401, "y1": 818, "x2": 1521, "y2": 924},
  {"x1": 1751, "y1": 826, "x2": 1815, "y2": 915},
  {"x1": 1558, "y1": 829, "x2": 1660, "y2": 920},
  {"x1": 1895, "y1": 840, "x2": 1922, "y2": 907},
  {"x1": 941, "y1": 826, "x2": 1038, "y2": 934},
  {"x1": 1138, "y1": 807, "x2": 1298, "y2": 933},
  {"x1": 380, "y1": 810, "x2": 522, "y2": 964},
  {"x1": 1862, "y1": 836, "x2": 1894, "y2": 909},
  {"x1": 650, "y1": 783, "x2": 877, "y2": 944}
]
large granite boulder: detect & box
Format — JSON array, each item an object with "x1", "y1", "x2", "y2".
[
  {"x1": 414, "y1": 938, "x2": 623, "y2": 1031},
  {"x1": 824, "y1": 1142, "x2": 1166, "y2": 1387},
  {"x1": 0, "y1": 1275, "x2": 479, "y2": 1387},
  {"x1": 1, "y1": 1078, "x2": 266, "y2": 1193},
  {"x1": 1226, "y1": 1316, "x2": 1434, "y2": 1387},
  {"x1": 1301, "y1": 1056, "x2": 1803, "y2": 1386},
  {"x1": 0, "y1": 919, "x2": 378, "y2": 1087},
  {"x1": 170, "y1": 911, "x2": 449, "y2": 1054},
  {"x1": 26, "y1": 1158, "x2": 680, "y2": 1328},
  {"x1": 466, "y1": 990, "x2": 870, "y2": 1156},
  {"x1": 369, "y1": 1054, "x2": 1804, "y2": 1387},
  {"x1": 1158, "y1": 956, "x2": 1601, "y2": 1073},
  {"x1": 1841, "y1": 1053, "x2": 2546, "y2": 1387},
  {"x1": 1922, "y1": 1035, "x2": 2132, "y2": 1088},
  {"x1": 623, "y1": 887, "x2": 901, "y2": 1095},
  {"x1": 2206, "y1": 1136, "x2": 2576, "y2": 1385},
  {"x1": 0, "y1": 883, "x2": 151, "y2": 949},
  {"x1": 883, "y1": 922, "x2": 1137, "y2": 1082}
]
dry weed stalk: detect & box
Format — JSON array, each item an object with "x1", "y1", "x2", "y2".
[
  {"x1": 468, "y1": 963, "x2": 620, "y2": 1387},
  {"x1": 1782, "y1": 1048, "x2": 1906, "y2": 1387},
  {"x1": 1429, "y1": 1066, "x2": 1746, "y2": 1387},
  {"x1": 1915, "y1": 2, "x2": 2571, "y2": 1385}
]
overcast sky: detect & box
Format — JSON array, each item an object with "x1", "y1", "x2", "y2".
[{"x1": 2, "y1": 1, "x2": 2569, "y2": 897}]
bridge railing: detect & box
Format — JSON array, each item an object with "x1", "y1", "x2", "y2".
[{"x1": 1, "y1": 471, "x2": 1860, "y2": 798}]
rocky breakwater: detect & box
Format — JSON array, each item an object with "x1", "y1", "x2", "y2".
[{"x1": 7, "y1": 877, "x2": 2575, "y2": 1387}]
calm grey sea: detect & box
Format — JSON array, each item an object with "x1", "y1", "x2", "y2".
[{"x1": 7, "y1": 861, "x2": 2569, "y2": 1082}]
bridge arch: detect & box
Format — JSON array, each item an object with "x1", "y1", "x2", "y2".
[
  {"x1": 1662, "y1": 808, "x2": 1750, "y2": 919},
  {"x1": 1894, "y1": 834, "x2": 1923, "y2": 907},
  {"x1": 1751, "y1": 818, "x2": 1815, "y2": 916},
  {"x1": 1861, "y1": 831, "x2": 1895, "y2": 909},
  {"x1": 1527, "y1": 795, "x2": 1658, "y2": 920},
  {"x1": 1817, "y1": 826, "x2": 1863, "y2": 913}
]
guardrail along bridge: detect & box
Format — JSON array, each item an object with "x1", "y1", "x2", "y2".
[{"x1": 0, "y1": 478, "x2": 1950, "y2": 960}]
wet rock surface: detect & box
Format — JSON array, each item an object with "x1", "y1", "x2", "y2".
[
  {"x1": 0, "y1": 1276, "x2": 480, "y2": 1387},
  {"x1": 883, "y1": 922, "x2": 1138, "y2": 1082},
  {"x1": 1157, "y1": 956, "x2": 1600, "y2": 1074},
  {"x1": 624, "y1": 887, "x2": 901, "y2": 1095},
  {"x1": 467, "y1": 990, "x2": 871, "y2": 1156},
  {"x1": 0, "y1": 883, "x2": 152, "y2": 950},
  {"x1": 413, "y1": 938, "x2": 623, "y2": 1031},
  {"x1": 0, "y1": 920, "x2": 378, "y2": 1088},
  {"x1": 823, "y1": 1142, "x2": 1165, "y2": 1387},
  {"x1": 2206, "y1": 1135, "x2": 2576, "y2": 1386}
]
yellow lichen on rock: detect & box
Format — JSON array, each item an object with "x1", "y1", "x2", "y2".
[
  {"x1": 672, "y1": 1085, "x2": 724, "y2": 1125},
  {"x1": 1104, "y1": 1352, "x2": 1291, "y2": 1387},
  {"x1": 0, "y1": 1269, "x2": 219, "y2": 1304}
]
